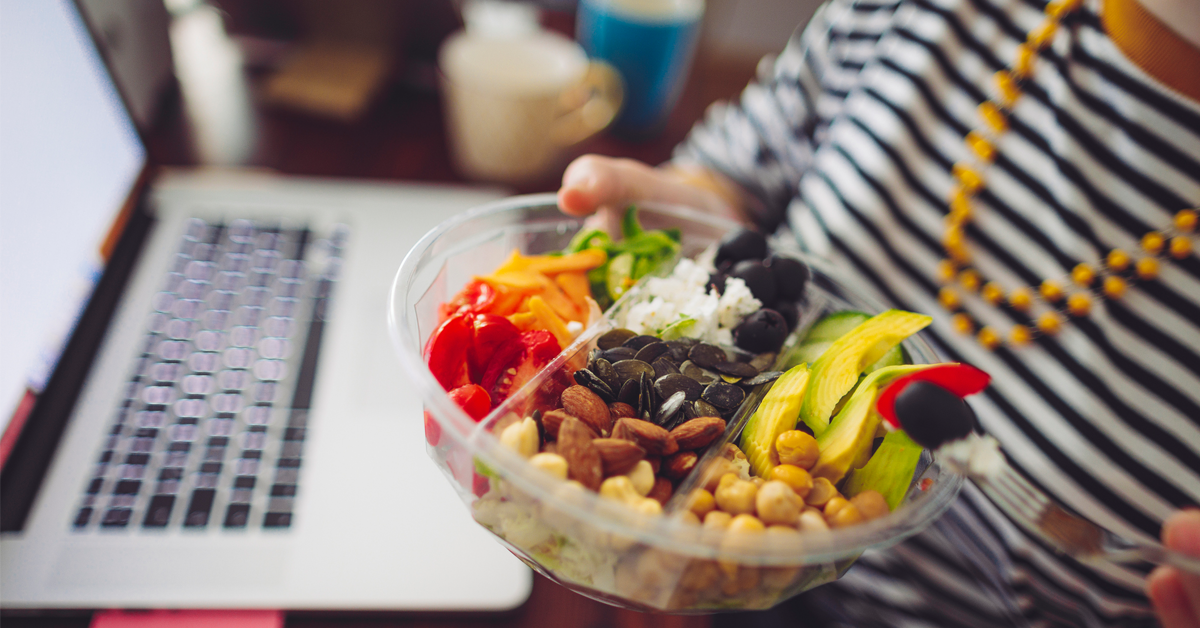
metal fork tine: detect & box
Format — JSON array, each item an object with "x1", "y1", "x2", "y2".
[
  {"x1": 994, "y1": 465, "x2": 1049, "y2": 508},
  {"x1": 979, "y1": 479, "x2": 1041, "y2": 522}
]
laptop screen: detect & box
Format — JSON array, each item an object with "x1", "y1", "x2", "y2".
[{"x1": 0, "y1": 0, "x2": 145, "y2": 435}]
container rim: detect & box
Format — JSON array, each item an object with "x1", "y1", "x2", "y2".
[{"x1": 388, "y1": 193, "x2": 964, "y2": 564}]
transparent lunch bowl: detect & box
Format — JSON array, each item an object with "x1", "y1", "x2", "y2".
[{"x1": 388, "y1": 194, "x2": 963, "y2": 612}]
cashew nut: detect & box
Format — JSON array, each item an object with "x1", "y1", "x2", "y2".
[{"x1": 500, "y1": 416, "x2": 539, "y2": 458}]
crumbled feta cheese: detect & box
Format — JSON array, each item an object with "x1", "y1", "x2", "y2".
[
  {"x1": 615, "y1": 258, "x2": 760, "y2": 345},
  {"x1": 937, "y1": 433, "x2": 1004, "y2": 478}
]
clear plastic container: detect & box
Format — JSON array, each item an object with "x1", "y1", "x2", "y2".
[{"x1": 388, "y1": 194, "x2": 963, "y2": 612}]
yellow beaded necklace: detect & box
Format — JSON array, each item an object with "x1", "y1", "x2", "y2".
[{"x1": 937, "y1": 0, "x2": 1197, "y2": 350}]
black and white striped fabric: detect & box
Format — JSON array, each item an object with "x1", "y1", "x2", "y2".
[{"x1": 678, "y1": 0, "x2": 1200, "y2": 625}]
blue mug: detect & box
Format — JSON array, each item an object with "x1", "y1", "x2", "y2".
[{"x1": 576, "y1": 0, "x2": 704, "y2": 138}]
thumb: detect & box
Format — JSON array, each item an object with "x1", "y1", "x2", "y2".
[{"x1": 557, "y1": 155, "x2": 732, "y2": 219}]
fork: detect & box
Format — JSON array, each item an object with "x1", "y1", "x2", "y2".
[{"x1": 939, "y1": 433, "x2": 1200, "y2": 575}]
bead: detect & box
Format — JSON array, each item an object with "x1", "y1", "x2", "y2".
[
  {"x1": 1028, "y1": 20, "x2": 1059, "y2": 49},
  {"x1": 1141, "y1": 231, "x2": 1165, "y2": 254},
  {"x1": 979, "y1": 101, "x2": 1008, "y2": 133},
  {"x1": 1067, "y1": 293, "x2": 1091, "y2": 316},
  {"x1": 953, "y1": 163, "x2": 985, "y2": 194},
  {"x1": 1170, "y1": 236, "x2": 1192, "y2": 259},
  {"x1": 939, "y1": 286, "x2": 961, "y2": 310},
  {"x1": 1103, "y1": 275, "x2": 1128, "y2": 299},
  {"x1": 1045, "y1": 0, "x2": 1078, "y2": 19},
  {"x1": 1071, "y1": 263, "x2": 1095, "y2": 287},
  {"x1": 995, "y1": 70, "x2": 1022, "y2": 106},
  {"x1": 982, "y1": 281, "x2": 1005, "y2": 304},
  {"x1": 945, "y1": 230, "x2": 971, "y2": 263},
  {"x1": 1176, "y1": 209, "x2": 1197, "y2": 233},
  {"x1": 966, "y1": 131, "x2": 996, "y2": 162},
  {"x1": 1010, "y1": 324, "x2": 1032, "y2": 345},
  {"x1": 959, "y1": 268, "x2": 982, "y2": 292},
  {"x1": 1039, "y1": 279, "x2": 1065, "y2": 302},
  {"x1": 1013, "y1": 43, "x2": 1035, "y2": 78},
  {"x1": 951, "y1": 313, "x2": 975, "y2": 334},
  {"x1": 1009, "y1": 287, "x2": 1034, "y2": 311},
  {"x1": 950, "y1": 186, "x2": 973, "y2": 216},
  {"x1": 937, "y1": 259, "x2": 958, "y2": 282},
  {"x1": 1037, "y1": 312, "x2": 1063, "y2": 335},
  {"x1": 978, "y1": 326, "x2": 1001, "y2": 349},
  {"x1": 1136, "y1": 257, "x2": 1159, "y2": 280},
  {"x1": 1107, "y1": 249, "x2": 1131, "y2": 271}
]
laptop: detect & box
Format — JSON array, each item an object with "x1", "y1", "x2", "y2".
[{"x1": 0, "y1": 0, "x2": 532, "y2": 611}]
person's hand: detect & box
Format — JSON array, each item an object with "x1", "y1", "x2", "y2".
[
  {"x1": 1148, "y1": 509, "x2": 1200, "y2": 628},
  {"x1": 556, "y1": 155, "x2": 743, "y2": 227}
]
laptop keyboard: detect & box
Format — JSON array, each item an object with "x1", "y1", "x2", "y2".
[{"x1": 71, "y1": 218, "x2": 346, "y2": 531}]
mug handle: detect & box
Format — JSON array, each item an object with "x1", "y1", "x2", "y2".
[{"x1": 551, "y1": 61, "x2": 624, "y2": 146}]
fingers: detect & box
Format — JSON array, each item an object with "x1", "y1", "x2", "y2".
[
  {"x1": 1149, "y1": 509, "x2": 1200, "y2": 628},
  {"x1": 557, "y1": 155, "x2": 732, "y2": 219}
]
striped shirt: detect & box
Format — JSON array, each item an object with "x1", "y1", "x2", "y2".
[{"x1": 677, "y1": 0, "x2": 1200, "y2": 625}]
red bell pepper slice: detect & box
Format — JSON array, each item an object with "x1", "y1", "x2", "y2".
[
  {"x1": 447, "y1": 384, "x2": 492, "y2": 422},
  {"x1": 876, "y1": 363, "x2": 991, "y2": 428},
  {"x1": 424, "y1": 312, "x2": 473, "y2": 391},
  {"x1": 469, "y1": 314, "x2": 520, "y2": 382}
]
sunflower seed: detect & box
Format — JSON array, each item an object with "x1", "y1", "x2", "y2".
[
  {"x1": 702, "y1": 382, "x2": 745, "y2": 410},
  {"x1": 688, "y1": 343, "x2": 726, "y2": 369},
  {"x1": 655, "y1": 373, "x2": 704, "y2": 402},
  {"x1": 613, "y1": 359, "x2": 655, "y2": 385},
  {"x1": 652, "y1": 357, "x2": 681, "y2": 379},
  {"x1": 623, "y1": 334, "x2": 661, "y2": 350},
  {"x1": 741, "y1": 370, "x2": 783, "y2": 387},
  {"x1": 598, "y1": 328, "x2": 636, "y2": 351},
  {"x1": 714, "y1": 361, "x2": 759, "y2": 379},
  {"x1": 634, "y1": 341, "x2": 670, "y2": 364},
  {"x1": 655, "y1": 391, "x2": 687, "y2": 426}
]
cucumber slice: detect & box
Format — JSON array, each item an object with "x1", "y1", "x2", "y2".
[
  {"x1": 842, "y1": 430, "x2": 924, "y2": 511},
  {"x1": 792, "y1": 340, "x2": 833, "y2": 366},
  {"x1": 606, "y1": 252, "x2": 634, "y2": 302},
  {"x1": 802, "y1": 311, "x2": 870, "y2": 343}
]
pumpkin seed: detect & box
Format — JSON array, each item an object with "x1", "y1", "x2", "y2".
[
  {"x1": 573, "y1": 369, "x2": 614, "y2": 402},
  {"x1": 602, "y1": 346, "x2": 636, "y2": 363},
  {"x1": 688, "y1": 343, "x2": 726, "y2": 369},
  {"x1": 680, "y1": 360, "x2": 719, "y2": 386},
  {"x1": 634, "y1": 341, "x2": 670, "y2": 364},
  {"x1": 702, "y1": 382, "x2": 745, "y2": 411},
  {"x1": 741, "y1": 370, "x2": 783, "y2": 387},
  {"x1": 655, "y1": 391, "x2": 686, "y2": 426},
  {"x1": 597, "y1": 328, "x2": 636, "y2": 351},
  {"x1": 623, "y1": 334, "x2": 661, "y2": 350},
  {"x1": 652, "y1": 357, "x2": 681, "y2": 379},
  {"x1": 618, "y1": 379, "x2": 639, "y2": 406},
  {"x1": 654, "y1": 373, "x2": 704, "y2": 402},
  {"x1": 613, "y1": 359, "x2": 655, "y2": 385},
  {"x1": 714, "y1": 361, "x2": 759, "y2": 379}
]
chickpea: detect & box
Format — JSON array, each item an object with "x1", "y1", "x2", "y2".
[
  {"x1": 766, "y1": 524, "x2": 801, "y2": 537},
  {"x1": 702, "y1": 459, "x2": 738, "y2": 492},
  {"x1": 529, "y1": 452, "x2": 568, "y2": 479},
  {"x1": 756, "y1": 480, "x2": 803, "y2": 526},
  {"x1": 687, "y1": 488, "x2": 716, "y2": 518},
  {"x1": 627, "y1": 459, "x2": 655, "y2": 496},
  {"x1": 851, "y1": 490, "x2": 890, "y2": 521},
  {"x1": 805, "y1": 476, "x2": 838, "y2": 508},
  {"x1": 727, "y1": 513, "x2": 765, "y2": 533},
  {"x1": 798, "y1": 507, "x2": 829, "y2": 533},
  {"x1": 750, "y1": 476, "x2": 766, "y2": 488},
  {"x1": 775, "y1": 430, "x2": 819, "y2": 469},
  {"x1": 714, "y1": 474, "x2": 758, "y2": 515},
  {"x1": 828, "y1": 503, "x2": 864, "y2": 528},
  {"x1": 679, "y1": 510, "x2": 702, "y2": 526},
  {"x1": 704, "y1": 510, "x2": 732, "y2": 530},
  {"x1": 823, "y1": 496, "x2": 851, "y2": 520},
  {"x1": 769, "y1": 464, "x2": 814, "y2": 499}
]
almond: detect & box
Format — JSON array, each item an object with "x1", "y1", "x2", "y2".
[
  {"x1": 612, "y1": 418, "x2": 678, "y2": 456},
  {"x1": 663, "y1": 450, "x2": 699, "y2": 481},
  {"x1": 541, "y1": 409, "x2": 598, "y2": 440},
  {"x1": 647, "y1": 477, "x2": 673, "y2": 505},
  {"x1": 592, "y1": 438, "x2": 645, "y2": 476},
  {"x1": 670, "y1": 417, "x2": 726, "y2": 451},
  {"x1": 608, "y1": 402, "x2": 637, "y2": 419},
  {"x1": 561, "y1": 385, "x2": 613, "y2": 436},
  {"x1": 557, "y1": 417, "x2": 603, "y2": 491}
]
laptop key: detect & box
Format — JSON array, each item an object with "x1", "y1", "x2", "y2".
[
  {"x1": 113, "y1": 480, "x2": 141, "y2": 495},
  {"x1": 184, "y1": 489, "x2": 216, "y2": 527},
  {"x1": 74, "y1": 507, "x2": 94, "y2": 528},
  {"x1": 143, "y1": 495, "x2": 175, "y2": 528},
  {"x1": 224, "y1": 504, "x2": 251, "y2": 528},
  {"x1": 101, "y1": 508, "x2": 132, "y2": 528},
  {"x1": 263, "y1": 512, "x2": 291, "y2": 528}
]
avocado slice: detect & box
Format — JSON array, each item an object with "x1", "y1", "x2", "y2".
[
  {"x1": 843, "y1": 429, "x2": 924, "y2": 511},
  {"x1": 738, "y1": 364, "x2": 811, "y2": 478},
  {"x1": 810, "y1": 364, "x2": 928, "y2": 484},
  {"x1": 799, "y1": 309, "x2": 931, "y2": 435}
]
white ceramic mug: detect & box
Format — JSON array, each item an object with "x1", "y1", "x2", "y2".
[{"x1": 439, "y1": 29, "x2": 623, "y2": 184}]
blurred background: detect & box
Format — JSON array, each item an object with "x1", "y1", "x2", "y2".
[{"x1": 99, "y1": 0, "x2": 821, "y2": 191}]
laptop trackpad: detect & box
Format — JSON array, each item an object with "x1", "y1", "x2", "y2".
[{"x1": 51, "y1": 542, "x2": 287, "y2": 589}]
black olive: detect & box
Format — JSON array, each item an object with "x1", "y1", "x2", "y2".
[
  {"x1": 708, "y1": 272, "x2": 728, "y2": 295},
  {"x1": 714, "y1": 229, "x2": 768, "y2": 266},
  {"x1": 893, "y1": 381, "x2": 976, "y2": 449},
  {"x1": 775, "y1": 300, "x2": 800, "y2": 332},
  {"x1": 733, "y1": 309, "x2": 789, "y2": 353},
  {"x1": 729, "y1": 260, "x2": 778, "y2": 308},
  {"x1": 765, "y1": 255, "x2": 810, "y2": 301}
]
